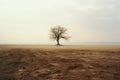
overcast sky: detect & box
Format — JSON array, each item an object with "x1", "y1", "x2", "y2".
[{"x1": 0, "y1": 0, "x2": 120, "y2": 44}]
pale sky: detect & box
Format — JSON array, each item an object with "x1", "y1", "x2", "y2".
[{"x1": 0, "y1": 0, "x2": 120, "y2": 44}]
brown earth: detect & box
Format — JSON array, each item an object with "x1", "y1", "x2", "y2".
[{"x1": 0, "y1": 45, "x2": 120, "y2": 80}]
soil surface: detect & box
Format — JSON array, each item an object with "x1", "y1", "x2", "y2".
[{"x1": 0, "y1": 46, "x2": 120, "y2": 80}]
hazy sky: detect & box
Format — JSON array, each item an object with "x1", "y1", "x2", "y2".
[{"x1": 0, "y1": 0, "x2": 120, "y2": 44}]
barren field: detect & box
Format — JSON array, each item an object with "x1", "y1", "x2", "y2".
[{"x1": 0, "y1": 45, "x2": 120, "y2": 80}]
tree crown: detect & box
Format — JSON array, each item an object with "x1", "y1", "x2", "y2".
[{"x1": 50, "y1": 25, "x2": 70, "y2": 41}]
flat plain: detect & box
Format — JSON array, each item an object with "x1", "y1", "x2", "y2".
[{"x1": 0, "y1": 45, "x2": 120, "y2": 80}]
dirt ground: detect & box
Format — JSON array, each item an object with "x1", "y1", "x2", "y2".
[{"x1": 0, "y1": 45, "x2": 120, "y2": 80}]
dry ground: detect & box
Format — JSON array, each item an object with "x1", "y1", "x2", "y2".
[{"x1": 0, "y1": 45, "x2": 120, "y2": 80}]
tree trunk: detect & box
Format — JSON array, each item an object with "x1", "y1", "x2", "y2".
[{"x1": 57, "y1": 40, "x2": 60, "y2": 46}]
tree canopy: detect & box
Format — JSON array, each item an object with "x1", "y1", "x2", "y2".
[{"x1": 49, "y1": 25, "x2": 70, "y2": 45}]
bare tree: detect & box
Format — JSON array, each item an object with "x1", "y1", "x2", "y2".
[{"x1": 49, "y1": 25, "x2": 70, "y2": 45}]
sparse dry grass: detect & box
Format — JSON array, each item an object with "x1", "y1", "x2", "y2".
[{"x1": 0, "y1": 45, "x2": 120, "y2": 80}]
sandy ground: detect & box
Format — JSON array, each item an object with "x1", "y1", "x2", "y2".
[
  {"x1": 0, "y1": 45, "x2": 120, "y2": 50},
  {"x1": 0, "y1": 45, "x2": 120, "y2": 80}
]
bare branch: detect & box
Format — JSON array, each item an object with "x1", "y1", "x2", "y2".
[{"x1": 49, "y1": 25, "x2": 70, "y2": 45}]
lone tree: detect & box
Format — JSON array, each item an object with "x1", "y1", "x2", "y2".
[{"x1": 50, "y1": 25, "x2": 70, "y2": 45}]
